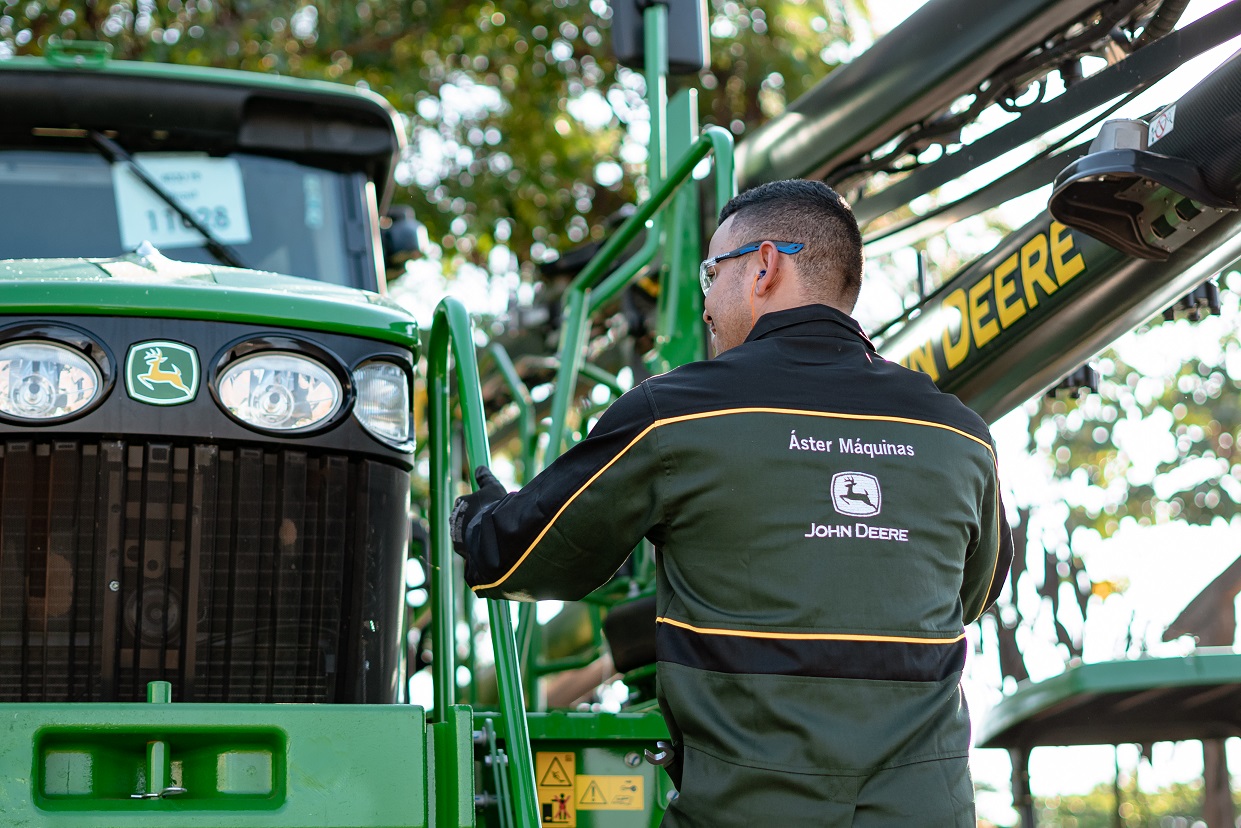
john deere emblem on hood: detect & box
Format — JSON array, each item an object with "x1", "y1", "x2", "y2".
[{"x1": 126, "y1": 341, "x2": 200, "y2": 405}]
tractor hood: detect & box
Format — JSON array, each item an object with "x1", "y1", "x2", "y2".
[{"x1": 0, "y1": 250, "x2": 419, "y2": 353}]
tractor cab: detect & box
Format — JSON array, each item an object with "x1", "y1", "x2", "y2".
[{"x1": 0, "y1": 40, "x2": 424, "y2": 288}]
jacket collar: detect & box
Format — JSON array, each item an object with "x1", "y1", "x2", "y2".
[{"x1": 744, "y1": 304, "x2": 875, "y2": 351}]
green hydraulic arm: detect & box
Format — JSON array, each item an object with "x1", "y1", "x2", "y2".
[{"x1": 428, "y1": 297, "x2": 539, "y2": 828}]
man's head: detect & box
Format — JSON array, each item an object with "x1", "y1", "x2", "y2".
[{"x1": 702, "y1": 179, "x2": 864, "y2": 354}]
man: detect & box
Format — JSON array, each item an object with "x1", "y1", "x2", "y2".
[{"x1": 453, "y1": 179, "x2": 1013, "y2": 827}]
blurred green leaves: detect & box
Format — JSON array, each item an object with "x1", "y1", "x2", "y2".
[{"x1": 1028, "y1": 278, "x2": 1241, "y2": 541}]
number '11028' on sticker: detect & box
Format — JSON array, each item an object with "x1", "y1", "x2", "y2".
[{"x1": 112, "y1": 155, "x2": 253, "y2": 250}]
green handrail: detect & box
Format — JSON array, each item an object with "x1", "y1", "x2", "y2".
[
  {"x1": 543, "y1": 123, "x2": 735, "y2": 461},
  {"x1": 428, "y1": 297, "x2": 539, "y2": 828}
]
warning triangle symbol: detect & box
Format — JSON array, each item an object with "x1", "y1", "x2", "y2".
[
  {"x1": 540, "y1": 757, "x2": 571, "y2": 787},
  {"x1": 581, "y1": 781, "x2": 607, "y2": 805}
]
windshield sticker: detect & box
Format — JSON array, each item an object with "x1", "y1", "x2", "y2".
[
  {"x1": 304, "y1": 174, "x2": 325, "y2": 228},
  {"x1": 112, "y1": 155, "x2": 253, "y2": 250},
  {"x1": 125, "y1": 341, "x2": 200, "y2": 405}
]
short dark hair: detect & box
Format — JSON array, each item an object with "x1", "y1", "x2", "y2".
[{"x1": 718, "y1": 179, "x2": 864, "y2": 310}]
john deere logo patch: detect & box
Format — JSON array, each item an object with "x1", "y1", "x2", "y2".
[
  {"x1": 830, "y1": 472, "x2": 881, "y2": 517},
  {"x1": 126, "y1": 341, "x2": 199, "y2": 405}
]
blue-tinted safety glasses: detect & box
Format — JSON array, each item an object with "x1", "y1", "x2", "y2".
[{"x1": 699, "y1": 241, "x2": 805, "y2": 295}]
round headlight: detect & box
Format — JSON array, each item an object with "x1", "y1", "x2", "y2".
[
  {"x1": 353, "y1": 361, "x2": 412, "y2": 449},
  {"x1": 217, "y1": 352, "x2": 342, "y2": 432},
  {"x1": 0, "y1": 340, "x2": 102, "y2": 421}
]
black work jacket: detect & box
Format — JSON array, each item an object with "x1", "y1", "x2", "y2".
[{"x1": 466, "y1": 304, "x2": 1013, "y2": 821}]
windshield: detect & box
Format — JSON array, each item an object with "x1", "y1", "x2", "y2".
[{"x1": 0, "y1": 149, "x2": 374, "y2": 289}]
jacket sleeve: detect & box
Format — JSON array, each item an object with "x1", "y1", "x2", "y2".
[
  {"x1": 960, "y1": 441, "x2": 1015, "y2": 623},
  {"x1": 464, "y1": 384, "x2": 665, "y2": 602}
]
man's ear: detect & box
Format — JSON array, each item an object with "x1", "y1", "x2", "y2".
[{"x1": 753, "y1": 241, "x2": 782, "y2": 297}]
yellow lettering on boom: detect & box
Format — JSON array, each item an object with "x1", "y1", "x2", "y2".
[
  {"x1": 1020, "y1": 234, "x2": 1057, "y2": 309},
  {"x1": 1050, "y1": 220, "x2": 1085, "y2": 285},
  {"x1": 994, "y1": 253, "x2": 1025, "y2": 328},
  {"x1": 968, "y1": 273, "x2": 999, "y2": 348},
  {"x1": 905, "y1": 339, "x2": 940, "y2": 382},
  {"x1": 941, "y1": 289, "x2": 970, "y2": 369}
]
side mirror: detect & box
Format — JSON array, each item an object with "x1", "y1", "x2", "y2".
[
  {"x1": 381, "y1": 206, "x2": 429, "y2": 275},
  {"x1": 610, "y1": 0, "x2": 709, "y2": 75}
]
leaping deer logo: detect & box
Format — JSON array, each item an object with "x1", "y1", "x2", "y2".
[
  {"x1": 137, "y1": 348, "x2": 189, "y2": 392},
  {"x1": 830, "y1": 471, "x2": 881, "y2": 516},
  {"x1": 840, "y1": 477, "x2": 875, "y2": 508}
]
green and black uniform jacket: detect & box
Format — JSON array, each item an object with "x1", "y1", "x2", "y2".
[{"x1": 465, "y1": 304, "x2": 1013, "y2": 818}]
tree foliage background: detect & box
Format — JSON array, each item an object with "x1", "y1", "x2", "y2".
[{"x1": 1, "y1": 0, "x2": 859, "y2": 279}]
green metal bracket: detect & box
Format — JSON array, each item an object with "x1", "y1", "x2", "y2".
[
  {"x1": 428, "y1": 296, "x2": 539, "y2": 828},
  {"x1": 2, "y1": 691, "x2": 430, "y2": 827},
  {"x1": 130, "y1": 682, "x2": 188, "y2": 801},
  {"x1": 429, "y1": 704, "x2": 477, "y2": 828}
]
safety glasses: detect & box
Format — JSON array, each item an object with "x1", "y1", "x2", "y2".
[{"x1": 699, "y1": 241, "x2": 805, "y2": 295}]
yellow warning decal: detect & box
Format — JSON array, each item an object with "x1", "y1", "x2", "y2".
[
  {"x1": 536, "y1": 752, "x2": 576, "y2": 826},
  {"x1": 575, "y1": 774, "x2": 644, "y2": 811}
]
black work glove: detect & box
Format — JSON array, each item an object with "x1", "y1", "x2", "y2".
[{"x1": 449, "y1": 465, "x2": 507, "y2": 558}]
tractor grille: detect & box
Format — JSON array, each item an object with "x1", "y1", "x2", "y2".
[{"x1": 0, "y1": 438, "x2": 402, "y2": 703}]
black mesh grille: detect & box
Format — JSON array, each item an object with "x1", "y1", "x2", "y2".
[{"x1": 0, "y1": 438, "x2": 369, "y2": 703}]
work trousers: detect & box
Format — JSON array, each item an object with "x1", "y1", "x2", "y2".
[{"x1": 661, "y1": 745, "x2": 976, "y2": 827}]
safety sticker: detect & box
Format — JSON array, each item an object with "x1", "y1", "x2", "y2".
[
  {"x1": 575, "y1": 775, "x2": 644, "y2": 811},
  {"x1": 1150, "y1": 104, "x2": 1176, "y2": 143},
  {"x1": 536, "y1": 752, "x2": 576, "y2": 826}
]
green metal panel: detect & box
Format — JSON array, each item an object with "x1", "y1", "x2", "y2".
[
  {"x1": 0, "y1": 699, "x2": 431, "y2": 827},
  {"x1": 0, "y1": 256, "x2": 420, "y2": 352}
]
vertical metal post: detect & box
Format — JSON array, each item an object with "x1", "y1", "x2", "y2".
[
  {"x1": 146, "y1": 681, "x2": 172, "y2": 794},
  {"x1": 1011, "y1": 747, "x2": 1036, "y2": 827},
  {"x1": 134, "y1": 680, "x2": 186, "y2": 799},
  {"x1": 428, "y1": 309, "x2": 457, "y2": 712},
  {"x1": 543, "y1": 287, "x2": 592, "y2": 463},
  {"x1": 645, "y1": 2, "x2": 669, "y2": 191},
  {"x1": 652, "y1": 88, "x2": 706, "y2": 374}
]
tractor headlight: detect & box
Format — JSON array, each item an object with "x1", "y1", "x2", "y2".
[
  {"x1": 217, "y1": 352, "x2": 343, "y2": 432},
  {"x1": 353, "y1": 360, "x2": 412, "y2": 449},
  {"x1": 0, "y1": 340, "x2": 102, "y2": 421}
]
